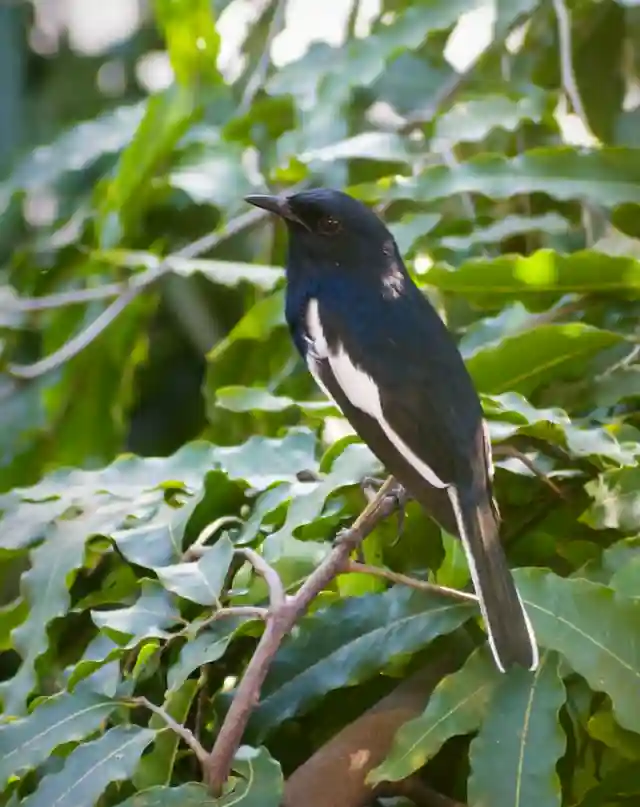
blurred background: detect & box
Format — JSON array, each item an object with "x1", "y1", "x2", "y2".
[{"x1": 1, "y1": 0, "x2": 639, "y2": 488}]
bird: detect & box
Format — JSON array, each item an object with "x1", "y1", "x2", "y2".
[{"x1": 244, "y1": 187, "x2": 539, "y2": 673}]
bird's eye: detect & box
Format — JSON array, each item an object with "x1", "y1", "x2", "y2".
[{"x1": 317, "y1": 216, "x2": 342, "y2": 236}]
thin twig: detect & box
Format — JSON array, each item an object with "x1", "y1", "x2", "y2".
[
  {"x1": 551, "y1": 0, "x2": 589, "y2": 128},
  {"x1": 191, "y1": 605, "x2": 269, "y2": 635},
  {"x1": 236, "y1": 547, "x2": 285, "y2": 609},
  {"x1": 7, "y1": 206, "x2": 271, "y2": 379},
  {"x1": 491, "y1": 444, "x2": 565, "y2": 498},
  {"x1": 127, "y1": 696, "x2": 209, "y2": 766},
  {"x1": 238, "y1": 0, "x2": 286, "y2": 114},
  {"x1": 343, "y1": 560, "x2": 478, "y2": 603},
  {"x1": 203, "y1": 476, "x2": 400, "y2": 794}
]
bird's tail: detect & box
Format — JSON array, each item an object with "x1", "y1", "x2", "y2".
[{"x1": 447, "y1": 485, "x2": 538, "y2": 672}]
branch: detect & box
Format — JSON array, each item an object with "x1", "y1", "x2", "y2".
[
  {"x1": 344, "y1": 560, "x2": 478, "y2": 603},
  {"x1": 7, "y1": 206, "x2": 271, "y2": 380},
  {"x1": 236, "y1": 547, "x2": 285, "y2": 609},
  {"x1": 127, "y1": 696, "x2": 209, "y2": 766},
  {"x1": 491, "y1": 444, "x2": 565, "y2": 499},
  {"x1": 238, "y1": 0, "x2": 286, "y2": 114},
  {"x1": 203, "y1": 476, "x2": 401, "y2": 794},
  {"x1": 551, "y1": 0, "x2": 589, "y2": 129}
]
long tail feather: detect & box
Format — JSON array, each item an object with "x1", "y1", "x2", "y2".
[{"x1": 447, "y1": 485, "x2": 538, "y2": 672}]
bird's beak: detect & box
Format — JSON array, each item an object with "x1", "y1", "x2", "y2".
[
  {"x1": 244, "y1": 194, "x2": 287, "y2": 217},
  {"x1": 244, "y1": 194, "x2": 309, "y2": 229}
]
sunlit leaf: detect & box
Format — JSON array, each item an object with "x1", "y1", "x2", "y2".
[{"x1": 154, "y1": 0, "x2": 221, "y2": 85}]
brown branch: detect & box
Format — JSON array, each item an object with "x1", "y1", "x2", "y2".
[
  {"x1": 343, "y1": 561, "x2": 477, "y2": 603},
  {"x1": 127, "y1": 696, "x2": 209, "y2": 766},
  {"x1": 203, "y1": 476, "x2": 401, "y2": 794},
  {"x1": 281, "y1": 653, "x2": 466, "y2": 807}
]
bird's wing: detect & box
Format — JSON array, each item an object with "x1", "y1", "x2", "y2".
[{"x1": 307, "y1": 294, "x2": 490, "y2": 494}]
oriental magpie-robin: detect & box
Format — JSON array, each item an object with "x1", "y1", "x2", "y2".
[{"x1": 245, "y1": 188, "x2": 538, "y2": 673}]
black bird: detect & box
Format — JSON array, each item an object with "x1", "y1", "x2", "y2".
[{"x1": 245, "y1": 188, "x2": 538, "y2": 673}]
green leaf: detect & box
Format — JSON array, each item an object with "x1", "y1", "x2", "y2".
[
  {"x1": 389, "y1": 213, "x2": 441, "y2": 255},
  {"x1": 466, "y1": 324, "x2": 622, "y2": 395},
  {"x1": 213, "y1": 428, "x2": 319, "y2": 489},
  {"x1": 154, "y1": 0, "x2": 221, "y2": 85},
  {"x1": 483, "y1": 391, "x2": 637, "y2": 467},
  {"x1": 207, "y1": 290, "x2": 286, "y2": 362},
  {"x1": 91, "y1": 580, "x2": 181, "y2": 643},
  {"x1": 0, "y1": 521, "x2": 93, "y2": 715},
  {"x1": 155, "y1": 536, "x2": 234, "y2": 605},
  {"x1": 251, "y1": 586, "x2": 475, "y2": 738},
  {"x1": 468, "y1": 653, "x2": 566, "y2": 807},
  {"x1": 214, "y1": 386, "x2": 333, "y2": 415},
  {"x1": 114, "y1": 784, "x2": 216, "y2": 807},
  {"x1": 424, "y1": 249, "x2": 640, "y2": 306},
  {"x1": 438, "y1": 214, "x2": 570, "y2": 253},
  {"x1": 369, "y1": 647, "x2": 501, "y2": 784},
  {"x1": 0, "y1": 686, "x2": 116, "y2": 784},
  {"x1": 372, "y1": 148, "x2": 640, "y2": 208},
  {"x1": 588, "y1": 708, "x2": 640, "y2": 759},
  {"x1": 167, "y1": 617, "x2": 247, "y2": 692},
  {"x1": 97, "y1": 85, "x2": 197, "y2": 246},
  {"x1": 300, "y1": 132, "x2": 413, "y2": 165},
  {"x1": 0, "y1": 440, "x2": 218, "y2": 554},
  {"x1": 94, "y1": 250, "x2": 283, "y2": 291},
  {"x1": 21, "y1": 725, "x2": 156, "y2": 807},
  {"x1": 516, "y1": 569, "x2": 640, "y2": 735},
  {"x1": 0, "y1": 103, "x2": 144, "y2": 212},
  {"x1": 134, "y1": 680, "x2": 199, "y2": 789},
  {"x1": 219, "y1": 746, "x2": 283, "y2": 807},
  {"x1": 433, "y1": 93, "x2": 547, "y2": 146}
]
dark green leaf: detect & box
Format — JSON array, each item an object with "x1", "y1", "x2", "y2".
[
  {"x1": 114, "y1": 784, "x2": 216, "y2": 807},
  {"x1": 516, "y1": 569, "x2": 640, "y2": 735},
  {"x1": 167, "y1": 617, "x2": 247, "y2": 692},
  {"x1": 369, "y1": 647, "x2": 501, "y2": 784},
  {"x1": 219, "y1": 746, "x2": 283, "y2": 807},
  {"x1": 21, "y1": 725, "x2": 156, "y2": 807},
  {"x1": 251, "y1": 586, "x2": 475, "y2": 738},
  {"x1": 0, "y1": 686, "x2": 116, "y2": 783},
  {"x1": 91, "y1": 580, "x2": 181, "y2": 642},
  {"x1": 468, "y1": 653, "x2": 566, "y2": 807}
]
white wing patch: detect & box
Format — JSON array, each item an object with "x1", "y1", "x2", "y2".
[{"x1": 304, "y1": 298, "x2": 446, "y2": 490}]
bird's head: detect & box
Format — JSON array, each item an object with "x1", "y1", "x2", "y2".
[{"x1": 244, "y1": 188, "x2": 400, "y2": 282}]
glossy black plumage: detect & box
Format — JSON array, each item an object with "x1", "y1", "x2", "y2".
[{"x1": 245, "y1": 188, "x2": 538, "y2": 673}]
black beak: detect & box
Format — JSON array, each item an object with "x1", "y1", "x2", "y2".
[
  {"x1": 244, "y1": 194, "x2": 289, "y2": 218},
  {"x1": 244, "y1": 193, "x2": 309, "y2": 230}
]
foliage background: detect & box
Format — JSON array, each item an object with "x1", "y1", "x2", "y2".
[{"x1": 2, "y1": 0, "x2": 640, "y2": 805}]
